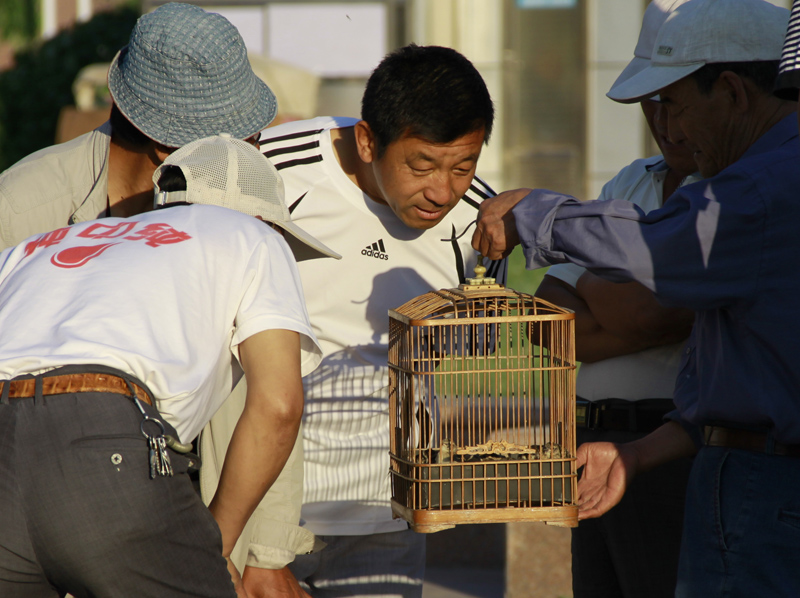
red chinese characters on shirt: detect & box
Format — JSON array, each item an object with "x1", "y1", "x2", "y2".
[
  {"x1": 22, "y1": 221, "x2": 193, "y2": 269},
  {"x1": 123, "y1": 223, "x2": 192, "y2": 247},
  {"x1": 23, "y1": 227, "x2": 70, "y2": 257}
]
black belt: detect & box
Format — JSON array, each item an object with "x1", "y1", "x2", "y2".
[
  {"x1": 576, "y1": 398, "x2": 674, "y2": 433},
  {"x1": 704, "y1": 425, "x2": 800, "y2": 457}
]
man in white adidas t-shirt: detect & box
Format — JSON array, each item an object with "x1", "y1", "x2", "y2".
[
  {"x1": 0, "y1": 136, "x2": 338, "y2": 598},
  {"x1": 202, "y1": 44, "x2": 507, "y2": 597}
]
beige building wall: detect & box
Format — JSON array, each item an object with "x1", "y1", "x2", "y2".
[
  {"x1": 407, "y1": 0, "x2": 505, "y2": 190},
  {"x1": 585, "y1": 0, "x2": 646, "y2": 199}
]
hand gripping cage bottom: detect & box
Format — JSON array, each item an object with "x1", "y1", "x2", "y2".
[{"x1": 388, "y1": 280, "x2": 578, "y2": 532}]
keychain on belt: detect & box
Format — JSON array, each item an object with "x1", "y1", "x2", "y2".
[{"x1": 132, "y1": 396, "x2": 174, "y2": 478}]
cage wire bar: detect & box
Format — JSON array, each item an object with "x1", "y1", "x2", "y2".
[{"x1": 388, "y1": 285, "x2": 578, "y2": 532}]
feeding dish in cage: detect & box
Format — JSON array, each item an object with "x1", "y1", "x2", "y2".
[{"x1": 388, "y1": 268, "x2": 578, "y2": 532}]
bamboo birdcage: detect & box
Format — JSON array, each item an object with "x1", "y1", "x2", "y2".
[{"x1": 388, "y1": 267, "x2": 578, "y2": 532}]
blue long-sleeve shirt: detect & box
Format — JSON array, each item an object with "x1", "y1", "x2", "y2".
[{"x1": 514, "y1": 114, "x2": 800, "y2": 443}]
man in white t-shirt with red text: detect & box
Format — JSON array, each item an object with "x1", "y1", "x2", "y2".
[{"x1": 0, "y1": 135, "x2": 339, "y2": 598}]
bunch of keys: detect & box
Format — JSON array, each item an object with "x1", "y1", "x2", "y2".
[{"x1": 133, "y1": 396, "x2": 173, "y2": 478}]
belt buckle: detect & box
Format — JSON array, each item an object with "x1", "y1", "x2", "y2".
[{"x1": 576, "y1": 398, "x2": 597, "y2": 429}]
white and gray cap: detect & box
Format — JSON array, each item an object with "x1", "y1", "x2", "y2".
[
  {"x1": 609, "y1": 0, "x2": 789, "y2": 104},
  {"x1": 152, "y1": 134, "x2": 341, "y2": 261},
  {"x1": 607, "y1": 0, "x2": 692, "y2": 102}
]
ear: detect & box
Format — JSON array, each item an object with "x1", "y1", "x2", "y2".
[
  {"x1": 718, "y1": 71, "x2": 749, "y2": 114},
  {"x1": 354, "y1": 120, "x2": 377, "y2": 164}
]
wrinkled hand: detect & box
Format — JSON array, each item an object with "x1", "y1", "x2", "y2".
[
  {"x1": 472, "y1": 189, "x2": 531, "y2": 261},
  {"x1": 226, "y1": 556, "x2": 250, "y2": 598},
  {"x1": 243, "y1": 565, "x2": 311, "y2": 598},
  {"x1": 576, "y1": 441, "x2": 639, "y2": 520}
]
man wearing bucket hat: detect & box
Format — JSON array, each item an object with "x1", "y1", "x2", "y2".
[
  {"x1": 535, "y1": 2, "x2": 697, "y2": 596},
  {"x1": 473, "y1": 0, "x2": 800, "y2": 594},
  {"x1": 0, "y1": 135, "x2": 339, "y2": 597},
  {"x1": 0, "y1": 2, "x2": 276, "y2": 251}
]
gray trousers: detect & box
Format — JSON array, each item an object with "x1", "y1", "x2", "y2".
[{"x1": 0, "y1": 368, "x2": 235, "y2": 598}]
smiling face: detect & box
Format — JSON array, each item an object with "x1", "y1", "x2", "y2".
[
  {"x1": 355, "y1": 122, "x2": 485, "y2": 230},
  {"x1": 658, "y1": 74, "x2": 743, "y2": 178}
]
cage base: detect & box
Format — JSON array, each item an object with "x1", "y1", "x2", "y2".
[{"x1": 391, "y1": 499, "x2": 578, "y2": 533}]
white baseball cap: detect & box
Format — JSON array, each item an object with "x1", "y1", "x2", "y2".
[
  {"x1": 609, "y1": 0, "x2": 789, "y2": 104},
  {"x1": 153, "y1": 134, "x2": 341, "y2": 262},
  {"x1": 607, "y1": 0, "x2": 692, "y2": 102}
]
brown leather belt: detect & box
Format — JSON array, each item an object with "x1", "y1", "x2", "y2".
[
  {"x1": 0, "y1": 372, "x2": 152, "y2": 406},
  {"x1": 704, "y1": 426, "x2": 800, "y2": 457}
]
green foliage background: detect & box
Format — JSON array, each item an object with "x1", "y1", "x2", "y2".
[
  {"x1": 0, "y1": 0, "x2": 38, "y2": 44},
  {"x1": 0, "y1": 5, "x2": 140, "y2": 171},
  {"x1": 507, "y1": 246, "x2": 548, "y2": 296}
]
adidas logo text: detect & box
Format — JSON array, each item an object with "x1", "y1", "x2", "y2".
[{"x1": 362, "y1": 239, "x2": 389, "y2": 261}]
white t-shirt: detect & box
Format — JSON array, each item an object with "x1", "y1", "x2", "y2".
[
  {"x1": 0, "y1": 205, "x2": 321, "y2": 441},
  {"x1": 261, "y1": 116, "x2": 507, "y2": 534},
  {"x1": 546, "y1": 157, "x2": 699, "y2": 400}
]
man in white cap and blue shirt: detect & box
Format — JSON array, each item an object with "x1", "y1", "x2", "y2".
[
  {"x1": 473, "y1": 0, "x2": 800, "y2": 595},
  {"x1": 0, "y1": 2, "x2": 276, "y2": 251},
  {"x1": 0, "y1": 134, "x2": 339, "y2": 597},
  {"x1": 535, "y1": 2, "x2": 697, "y2": 596}
]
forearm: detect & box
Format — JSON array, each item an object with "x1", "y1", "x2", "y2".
[
  {"x1": 209, "y1": 397, "x2": 301, "y2": 557},
  {"x1": 536, "y1": 275, "x2": 642, "y2": 363},
  {"x1": 245, "y1": 431, "x2": 317, "y2": 569},
  {"x1": 209, "y1": 329, "x2": 305, "y2": 559},
  {"x1": 576, "y1": 272, "x2": 693, "y2": 348},
  {"x1": 628, "y1": 421, "x2": 697, "y2": 473}
]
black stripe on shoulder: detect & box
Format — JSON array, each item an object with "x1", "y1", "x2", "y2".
[
  {"x1": 460, "y1": 194, "x2": 481, "y2": 210},
  {"x1": 262, "y1": 128, "x2": 324, "y2": 145},
  {"x1": 288, "y1": 192, "x2": 308, "y2": 214},
  {"x1": 473, "y1": 175, "x2": 496, "y2": 196},
  {"x1": 264, "y1": 140, "x2": 320, "y2": 160},
  {"x1": 275, "y1": 155, "x2": 323, "y2": 171}
]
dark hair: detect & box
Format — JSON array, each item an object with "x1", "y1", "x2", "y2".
[
  {"x1": 361, "y1": 44, "x2": 494, "y2": 157},
  {"x1": 156, "y1": 165, "x2": 187, "y2": 192},
  {"x1": 110, "y1": 103, "x2": 153, "y2": 148},
  {"x1": 690, "y1": 61, "x2": 780, "y2": 95}
]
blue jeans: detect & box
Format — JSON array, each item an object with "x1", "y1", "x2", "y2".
[
  {"x1": 289, "y1": 529, "x2": 425, "y2": 598},
  {"x1": 677, "y1": 446, "x2": 800, "y2": 598}
]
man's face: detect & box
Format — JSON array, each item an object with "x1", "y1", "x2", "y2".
[
  {"x1": 658, "y1": 75, "x2": 739, "y2": 178},
  {"x1": 359, "y1": 126, "x2": 485, "y2": 230},
  {"x1": 640, "y1": 99, "x2": 697, "y2": 177}
]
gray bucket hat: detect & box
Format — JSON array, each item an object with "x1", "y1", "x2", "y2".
[{"x1": 108, "y1": 2, "x2": 277, "y2": 148}]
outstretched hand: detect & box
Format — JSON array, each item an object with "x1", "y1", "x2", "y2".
[
  {"x1": 575, "y1": 441, "x2": 640, "y2": 520},
  {"x1": 471, "y1": 189, "x2": 531, "y2": 261},
  {"x1": 577, "y1": 422, "x2": 696, "y2": 520},
  {"x1": 243, "y1": 565, "x2": 311, "y2": 598}
]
